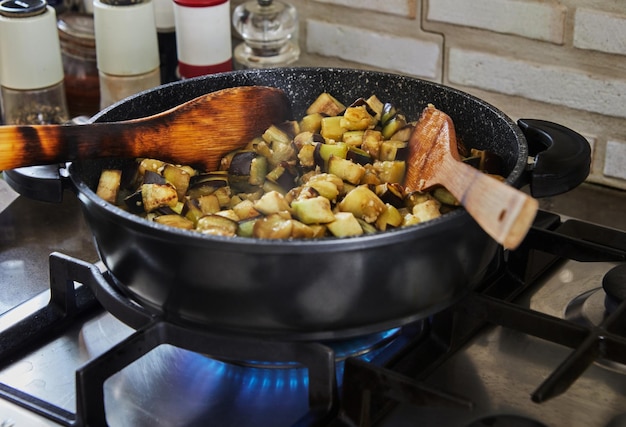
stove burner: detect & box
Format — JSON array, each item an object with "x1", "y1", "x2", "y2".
[
  {"x1": 603, "y1": 264, "x2": 626, "y2": 314},
  {"x1": 467, "y1": 414, "x2": 548, "y2": 427}
]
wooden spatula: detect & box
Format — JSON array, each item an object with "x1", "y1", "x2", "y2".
[
  {"x1": 404, "y1": 104, "x2": 538, "y2": 250},
  {"x1": 0, "y1": 86, "x2": 292, "y2": 172}
]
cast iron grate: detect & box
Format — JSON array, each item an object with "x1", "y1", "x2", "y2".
[{"x1": 337, "y1": 212, "x2": 626, "y2": 426}]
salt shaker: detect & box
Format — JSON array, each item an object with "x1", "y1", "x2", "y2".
[
  {"x1": 232, "y1": 0, "x2": 299, "y2": 68},
  {"x1": 0, "y1": 0, "x2": 70, "y2": 125},
  {"x1": 93, "y1": 0, "x2": 161, "y2": 108},
  {"x1": 173, "y1": 0, "x2": 232, "y2": 79}
]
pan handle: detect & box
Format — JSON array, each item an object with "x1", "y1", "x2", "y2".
[
  {"x1": 3, "y1": 164, "x2": 68, "y2": 203},
  {"x1": 517, "y1": 119, "x2": 591, "y2": 198}
]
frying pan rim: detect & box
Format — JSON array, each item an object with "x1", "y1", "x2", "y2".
[{"x1": 73, "y1": 67, "x2": 527, "y2": 253}]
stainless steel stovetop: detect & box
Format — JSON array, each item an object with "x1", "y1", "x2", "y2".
[{"x1": 1, "y1": 177, "x2": 626, "y2": 427}]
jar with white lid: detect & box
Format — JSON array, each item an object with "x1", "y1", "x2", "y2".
[
  {"x1": 93, "y1": 0, "x2": 161, "y2": 109},
  {"x1": 0, "y1": 0, "x2": 69, "y2": 125}
]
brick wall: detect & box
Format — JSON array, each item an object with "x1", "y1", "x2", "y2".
[{"x1": 232, "y1": 0, "x2": 626, "y2": 190}]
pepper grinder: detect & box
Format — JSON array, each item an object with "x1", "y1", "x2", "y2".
[
  {"x1": 232, "y1": 0, "x2": 299, "y2": 68},
  {"x1": 0, "y1": 0, "x2": 71, "y2": 202},
  {"x1": 93, "y1": 0, "x2": 161, "y2": 109},
  {"x1": 0, "y1": 0, "x2": 69, "y2": 125}
]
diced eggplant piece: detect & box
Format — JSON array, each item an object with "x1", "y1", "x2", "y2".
[
  {"x1": 276, "y1": 120, "x2": 300, "y2": 140},
  {"x1": 375, "y1": 182, "x2": 405, "y2": 207},
  {"x1": 365, "y1": 95, "x2": 384, "y2": 121},
  {"x1": 237, "y1": 217, "x2": 259, "y2": 237},
  {"x1": 229, "y1": 151, "x2": 267, "y2": 192},
  {"x1": 327, "y1": 156, "x2": 366, "y2": 185},
  {"x1": 433, "y1": 187, "x2": 460, "y2": 206},
  {"x1": 320, "y1": 116, "x2": 347, "y2": 141},
  {"x1": 304, "y1": 181, "x2": 338, "y2": 203},
  {"x1": 357, "y1": 218, "x2": 378, "y2": 234},
  {"x1": 206, "y1": 186, "x2": 232, "y2": 208},
  {"x1": 299, "y1": 112, "x2": 325, "y2": 134},
  {"x1": 285, "y1": 182, "x2": 319, "y2": 205},
  {"x1": 138, "y1": 158, "x2": 166, "y2": 175},
  {"x1": 337, "y1": 185, "x2": 385, "y2": 223},
  {"x1": 154, "y1": 205, "x2": 179, "y2": 215},
  {"x1": 123, "y1": 190, "x2": 144, "y2": 213},
  {"x1": 340, "y1": 105, "x2": 375, "y2": 131},
  {"x1": 360, "y1": 168, "x2": 382, "y2": 186},
  {"x1": 96, "y1": 169, "x2": 122, "y2": 204},
  {"x1": 142, "y1": 170, "x2": 166, "y2": 185},
  {"x1": 290, "y1": 219, "x2": 318, "y2": 239},
  {"x1": 263, "y1": 123, "x2": 294, "y2": 146},
  {"x1": 463, "y1": 155, "x2": 482, "y2": 169},
  {"x1": 293, "y1": 131, "x2": 314, "y2": 150},
  {"x1": 253, "y1": 190, "x2": 291, "y2": 215},
  {"x1": 306, "y1": 173, "x2": 344, "y2": 201},
  {"x1": 229, "y1": 151, "x2": 257, "y2": 175},
  {"x1": 348, "y1": 97, "x2": 377, "y2": 118},
  {"x1": 346, "y1": 146, "x2": 374, "y2": 165},
  {"x1": 375, "y1": 204, "x2": 403, "y2": 231},
  {"x1": 163, "y1": 164, "x2": 191, "y2": 200},
  {"x1": 379, "y1": 140, "x2": 408, "y2": 161},
  {"x1": 182, "y1": 198, "x2": 204, "y2": 223},
  {"x1": 342, "y1": 130, "x2": 365, "y2": 147},
  {"x1": 187, "y1": 172, "x2": 229, "y2": 199},
  {"x1": 470, "y1": 148, "x2": 504, "y2": 175},
  {"x1": 318, "y1": 142, "x2": 349, "y2": 163},
  {"x1": 253, "y1": 213, "x2": 294, "y2": 239},
  {"x1": 266, "y1": 164, "x2": 297, "y2": 191},
  {"x1": 141, "y1": 183, "x2": 178, "y2": 212},
  {"x1": 262, "y1": 179, "x2": 288, "y2": 195},
  {"x1": 306, "y1": 92, "x2": 346, "y2": 116},
  {"x1": 412, "y1": 199, "x2": 442, "y2": 222},
  {"x1": 215, "y1": 209, "x2": 240, "y2": 222},
  {"x1": 291, "y1": 196, "x2": 335, "y2": 224},
  {"x1": 153, "y1": 214, "x2": 194, "y2": 230},
  {"x1": 326, "y1": 212, "x2": 363, "y2": 237},
  {"x1": 389, "y1": 123, "x2": 414, "y2": 142},
  {"x1": 404, "y1": 191, "x2": 432, "y2": 210},
  {"x1": 232, "y1": 199, "x2": 261, "y2": 220},
  {"x1": 196, "y1": 194, "x2": 221, "y2": 215},
  {"x1": 372, "y1": 160, "x2": 406, "y2": 184},
  {"x1": 380, "y1": 103, "x2": 397, "y2": 125},
  {"x1": 196, "y1": 214, "x2": 238, "y2": 236},
  {"x1": 381, "y1": 114, "x2": 407, "y2": 140},
  {"x1": 361, "y1": 130, "x2": 382, "y2": 159}
]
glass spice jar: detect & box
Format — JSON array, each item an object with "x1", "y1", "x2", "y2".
[
  {"x1": 93, "y1": 0, "x2": 161, "y2": 109},
  {"x1": 232, "y1": 0, "x2": 299, "y2": 68},
  {"x1": 0, "y1": 0, "x2": 70, "y2": 125},
  {"x1": 57, "y1": 12, "x2": 101, "y2": 118}
]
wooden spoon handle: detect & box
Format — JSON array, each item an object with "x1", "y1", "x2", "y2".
[
  {"x1": 438, "y1": 157, "x2": 538, "y2": 249},
  {"x1": 0, "y1": 123, "x2": 141, "y2": 170}
]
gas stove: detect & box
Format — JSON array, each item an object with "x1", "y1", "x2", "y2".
[{"x1": 1, "y1": 178, "x2": 626, "y2": 427}]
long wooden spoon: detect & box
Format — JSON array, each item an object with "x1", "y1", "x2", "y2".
[
  {"x1": 0, "y1": 86, "x2": 292, "y2": 172},
  {"x1": 404, "y1": 104, "x2": 538, "y2": 250}
]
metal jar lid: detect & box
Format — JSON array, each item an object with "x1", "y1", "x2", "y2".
[{"x1": 0, "y1": 0, "x2": 64, "y2": 90}]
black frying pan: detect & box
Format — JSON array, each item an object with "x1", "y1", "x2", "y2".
[{"x1": 63, "y1": 68, "x2": 589, "y2": 340}]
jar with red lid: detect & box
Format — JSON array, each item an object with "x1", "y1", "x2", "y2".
[{"x1": 173, "y1": 0, "x2": 232, "y2": 79}]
